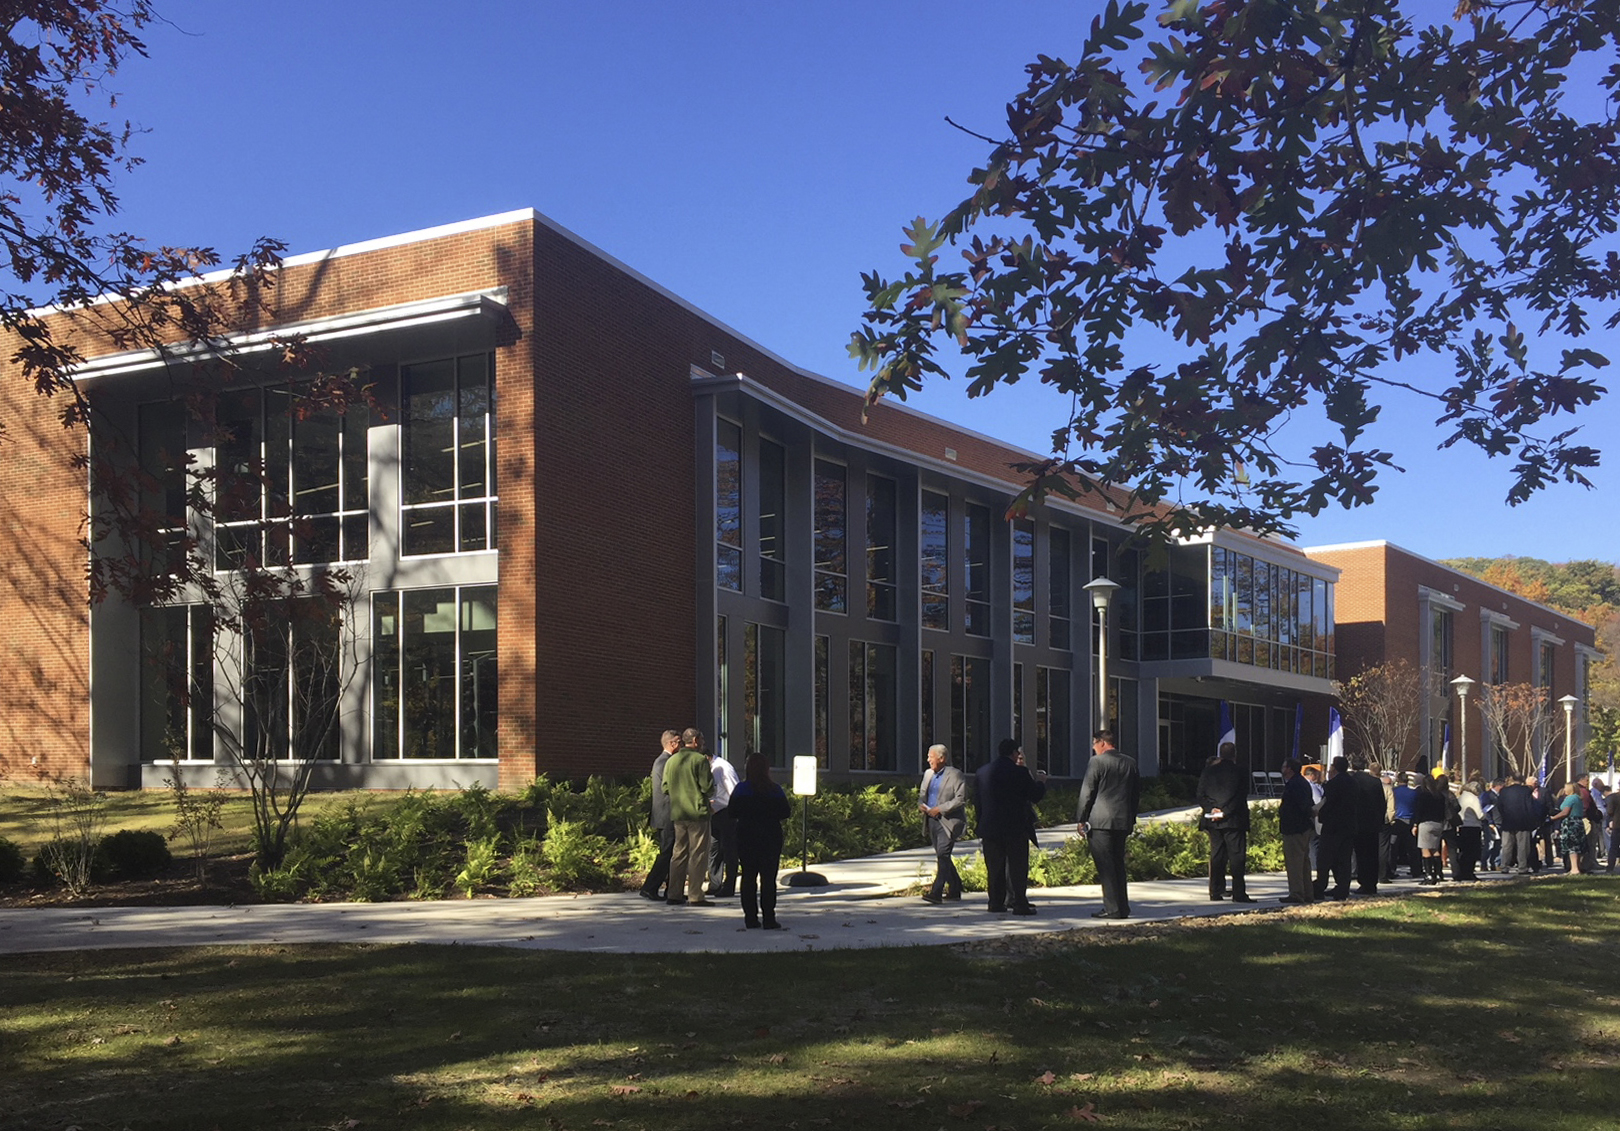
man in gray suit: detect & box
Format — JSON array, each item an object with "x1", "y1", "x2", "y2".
[
  {"x1": 1076, "y1": 729, "x2": 1141, "y2": 919},
  {"x1": 918, "y1": 744, "x2": 967, "y2": 904}
]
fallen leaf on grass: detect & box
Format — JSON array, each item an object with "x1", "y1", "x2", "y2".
[
  {"x1": 768, "y1": 1054, "x2": 788, "y2": 1065},
  {"x1": 610, "y1": 1085, "x2": 640, "y2": 1096},
  {"x1": 1035, "y1": 1071, "x2": 1057, "y2": 1085},
  {"x1": 887, "y1": 1099, "x2": 923, "y2": 1109},
  {"x1": 1067, "y1": 1102, "x2": 1102, "y2": 1122},
  {"x1": 1070, "y1": 1073, "x2": 1094, "y2": 1082},
  {"x1": 948, "y1": 1100, "x2": 985, "y2": 1118}
]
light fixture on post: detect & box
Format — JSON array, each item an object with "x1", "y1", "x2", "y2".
[
  {"x1": 1559, "y1": 694, "x2": 1580, "y2": 783},
  {"x1": 1450, "y1": 674, "x2": 1475, "y2": 780},
  {"x1": 1084, "y1": 577, "x2": 1121, "y2": 732}
]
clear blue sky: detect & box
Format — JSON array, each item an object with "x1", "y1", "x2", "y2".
[{"x1": 105, "y1": 1, "x2": 1619, "y2": 564}]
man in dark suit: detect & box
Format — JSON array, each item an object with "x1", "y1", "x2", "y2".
[
  {"x1": 1314, "y1": 756, "x2": 1357, "y2": 899},
  {"x1": 1076, "y1": 729, "x2": 1141, "y2": 919},
  {"x1": 1349, "y1": 756, "x2": 1391, "y2": 894},
  {"x1": 1496, "y1": 772, "x2": 1541, "y2": 873},
  {"x1": 975, "y1": 737, "x2": 1048, "y2": 915},
  {"x1": 638, "y1": 729, "x2": 681, "y2": 900},
  {"x1": 1197, "y1": 742, "x2": 1253, "y2": 902},
  {"x1": 1277, "y1": 758, "x2": 1315, "y2": 903},
  {"x1": 918, "y1": 744, "x2": 968, "y2": 904}
]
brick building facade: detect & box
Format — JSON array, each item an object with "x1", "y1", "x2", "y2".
[
  {"x1": 1305, "y1": 541, "x2": 1599, "y2": 781},
  {"x1": 4, "y1": 210, "x2": 1347, "y2": 790}
]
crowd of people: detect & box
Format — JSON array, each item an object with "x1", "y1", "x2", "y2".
[{"x1": 634, "y1": 726, "x2": 1614, "y2": 928}]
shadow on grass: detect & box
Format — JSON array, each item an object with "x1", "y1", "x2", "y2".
[{"x1": 1, "y1": 881, "x2": 1617, "y2": 1131}]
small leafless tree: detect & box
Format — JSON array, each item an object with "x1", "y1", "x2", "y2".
[
  {"x1": 1478, "y1": 682, "x2": 1558, "y2": 784},
  {"x1": 210, "y1": 569, "x2": 362, "y2": 871},
  {"x1": 1336, "y1": 659, "x2": 1430, "y2": 770}
]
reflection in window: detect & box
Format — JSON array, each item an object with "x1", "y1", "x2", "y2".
[
  {"x1": 965, "y1": 502, "x2": 991, "y2": 636},
  {"x1": 921, "y1": 491, "x2": 949, "y2": 630},
  {"x1": 1013, "y1": 520, "x2": 1035, "y2": 645},
  {"x1": 814, "y1": 634, "x2": 829, "y2": 768},
  {"x1": 215, "y1": 385, "x2": 369, "y2": 569},
  {"x1": 374, "y1": 586, "x2": 498, "y2": 759},
  {"x1": 920, "y1": 648, "x2": 935, "y2": 753},
  {"x1": 745, "y1": 622, "x2": 786, "y2": 764},
  {"x1": 1036, "y1": 666, "x2": 1070, "y2": 777},
  {"x1": 717, "y1": 616, "x2": 729, "y2": 763},
  {"x1": 401, "y1": 354, "x2": 496, "y2": 557},
  {"x1": 716, "y1": 419, "x2": 743, "y2": 591},
  {"x1": 138, "y1": 403, "x2": 188, "y2": 575},
  {"x1": 242, "y1": 601, "x2": 341, "y2": 762},
  {"x1": 757, "y1": 437, "x2": 785, "y2": 601},
  {"x1": 866, "y1": 475, "x2": 897, "y2": 621},
  {"x1": 849, "y1": 641, "x2": 897, "y2": 771},
  {"x1": 950, "y1": 654, "x2": 991, "y2": 770},
  {"x1": 1050, "y1": 528, "x2": 1071, "y2": 651},
  {"x1": 813, "y1": 460, "x2": 847, "y2": 612},
  {"x1": 139, "y1": 605, "x2": 214, "y2": 762}
]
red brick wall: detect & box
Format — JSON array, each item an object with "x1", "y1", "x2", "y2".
[{"x1": 0, "y1": 369, "x2": 93, "y2": 781}]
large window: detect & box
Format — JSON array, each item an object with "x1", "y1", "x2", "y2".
[
  {"x1": 716, "y1": 420, "x2": 743, "y2": 591},
  {"x1": 950, "y1": 654, "x2": 991, "y2": 770},
  {"x1": 813, "y1": 459, "x2": 847, "y2": 613},
  {"x1": 401, "y1": 353, "x2": 495, "y2": 557},
  {"x1": 138, "y1": 403, "x2": 188, "y2": 575},
  {"x1": 920, "y1": 491, "x2": 950, "y2": 630},
  {"x1": 1209, "y1": 547, "x2": 1334, "y2": 677},
  {"x1": 1035, "y1": 666, "x2": 1070, "y2": 777},
  {"x1": 1013, "y1": 520, "x2": 1035, "y2": 645},
  {"x1": 139, "y1": 605, "x2": 214, "y2": 762},
  {"x1": 373, "y1": 586, "x2": 497, "y2": 759},
  {"x1": 866, "y1": 475, "x2": 897, "y2": 621},
  {"x1": 1490, "y1": 624, "x2": 1510, "y2": 685},
  {"x1": 964, "y1": 502, "x2": 991, "y2": 636},
  {"x1": 241, "y1": 603, "x2": 342, "y2": 762},
  {"x1": 745, "y1": 622, "x2": 787, "y2": 764},
  {"x1": 1049, "y1": 528, "x2": 1071, "y2": 651},
  {"x1": 849, "y1": 642, "x2": 897, "y2": 771},
  {"x1": 757, "y1": 437, "x2": 786, "y2": 601},
  {"x1": 215, "y1": 385, "x2": 370, "y2": 569}
]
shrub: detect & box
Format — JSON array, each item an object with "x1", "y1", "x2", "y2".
[
  {"x1": 507, "y1": 838, "x2": 544, "y2": 897},
  {"x1": 539, "y1": 819, "x2": 620, "y2": 890},
  {"x1": 95, "y1": 829, "x2": 172, "y2": 880},
  {"x1": 0, "y1": 836, "x2": 25, "y2": 884},
  {"x1": 36, "y1": 780, "x2": 107, "y2": 895},
  {"x1": 455, "y1": 835, "x2": 502, "y2": 897}
]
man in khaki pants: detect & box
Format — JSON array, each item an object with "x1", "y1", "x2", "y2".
[{"x1": 663, "y1": 728, "x2": 714, "y2": 905}]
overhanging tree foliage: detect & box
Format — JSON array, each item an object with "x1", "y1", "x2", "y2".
[
  {"x1": 1336, "y1": 658, "x2": 1429, "y2": 770},
  {"x1": 852, "y1": 0, "x2": 1618, "y2": 540}
]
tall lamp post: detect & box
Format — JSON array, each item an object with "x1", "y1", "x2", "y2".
[
  {"x1": 1084, "y1": 577, "x2": 1121, "y2": 731},
  {"x1": 1451, "y1": 674, "x2": 1475, "y2": 780},
  {"x1": 1559, "y1": 694, "x2": 1580, "y2": 783}
]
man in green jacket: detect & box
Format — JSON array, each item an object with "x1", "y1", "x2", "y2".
[{"x1": 663, "y1": 728, "x2": 715, "y2": 905}]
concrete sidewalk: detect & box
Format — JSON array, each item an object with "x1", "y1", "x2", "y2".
[{"x1": 0, "y1": 831, "x2": 1533, "y2": 956}]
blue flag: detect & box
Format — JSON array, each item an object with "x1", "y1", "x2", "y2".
[
  {"x1": 1218, "y1": 701, "x2": 1236, "y2": 755},
  {"x1": 1327, "y1": 707, "x2": 1344, "y2": 762}
]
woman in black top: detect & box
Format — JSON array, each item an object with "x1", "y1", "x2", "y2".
[
  {"x1": 1413, "y1": 774, "x2": 1449, "y2": 885},
  {"x1": 728, "y1": 751, "x2": 792, "y2": 930}
]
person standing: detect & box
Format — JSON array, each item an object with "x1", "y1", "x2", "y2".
[
  {"x1": 1349, "y1": 756, "x2": 1390, "y2": 895},
  {"x1": 1076, "y1": 729, "x2": 1141, "y2": 920},
  {"x1": 1392, "y1": 772, "x2": 1421, "y2": 877},
  {"x1": 1197, "y1": 742, "x2": 1254, "y2": 902},
  {"x1": 1313, "y1": 756, "x2": 1357, "y2": 899},
  {"x1": 1278, "y1": 758, "x2": 1315, "y2": 904},
  {"x1": 638, "y1": 729, "x2": 681, "y2": 901},
  {"x1": 1455, "y1": 780, "x2": 1485, "y2": 881},
  {"x1": 1496, "y1": 772, "x2": 1540, "y2": 874},
  {"x1": 707, "y1": 749, "x2": 741, "y2": 897},
  {"x1": 663, "y1": 728, "x2": 714, "y2": 906},
  {"x1": 976, "y1": 738, "x2": 1048, "y2": 915},
  {"x1": 918, "y1": 744, "x2": 967, "y2": 905},
  {"x1": 1412, "y1": 772, "x2": 1450, "y2": 885},
  {"x1": 728, "y1": 751, "x2": 792, "y2": 930}
]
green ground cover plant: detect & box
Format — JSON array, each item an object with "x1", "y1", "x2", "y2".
[
  {"x1": 0, "y1": 773, "x2": 1210, "y2": 903},
  {"x1": 2, "y1": 881, "x2": 1615, "y2": 1130}
]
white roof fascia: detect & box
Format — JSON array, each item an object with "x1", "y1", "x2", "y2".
[{"x1": 71, "y1": 289, "x2": 510, "y2": 382}]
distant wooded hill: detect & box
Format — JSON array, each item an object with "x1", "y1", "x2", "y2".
[{"x1": 1441, "y1": 557, "x2": 1619, "y2": 627}]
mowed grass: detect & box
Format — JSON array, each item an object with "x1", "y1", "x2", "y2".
[{"x1": 2, "y1": 882, "x2": 1617, "y2": 1130}]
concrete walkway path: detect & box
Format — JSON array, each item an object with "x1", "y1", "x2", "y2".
[{"x1": 0, "y1": 829, "x2": 1538, "y2": 956}]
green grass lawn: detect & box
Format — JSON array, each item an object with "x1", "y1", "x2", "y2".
[{"x1": 3, "y1": 881, "x2": 1616, "y2": 1130}]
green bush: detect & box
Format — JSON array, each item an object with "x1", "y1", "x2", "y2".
[
  {"x1": 94, "y1": 829, "x2": 173, "y2": 880},
  {"x1": 539, "y1": 819, "x2": 620, "y2": 890},
  {"x1": 455, "y1": 835, "x2": 503, "y2": 897},
  {"x1": 0, "y1": 836, "x2": 25, "y2": 884}
]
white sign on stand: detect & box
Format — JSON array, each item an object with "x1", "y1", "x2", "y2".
[{"x1": 792, "y1": 756, "x2": 819, "y2": 797}]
